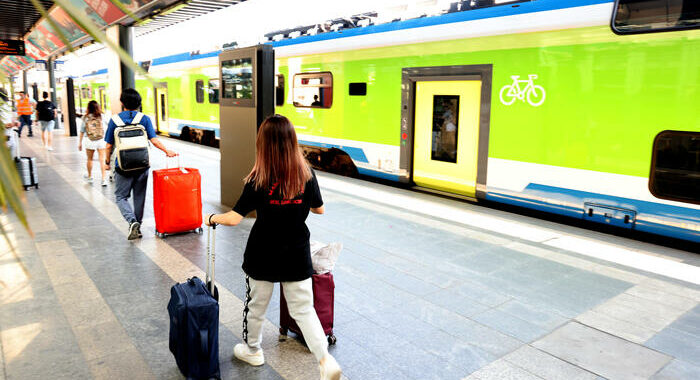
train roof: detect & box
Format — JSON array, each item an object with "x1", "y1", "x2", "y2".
[
  {"x1": 269, "y1": 0, "x2": 613, "y2": 48},
  {"x1": 76, "y1": 0, "x2": 614, "y2": 78}
]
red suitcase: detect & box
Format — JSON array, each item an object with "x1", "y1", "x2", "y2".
[
  {"x1": 279, "y1": 272, "x2": 337, "y2": 345},
  {"x1": 153, "y1": 162, "x2": 203, "y2": 237}
]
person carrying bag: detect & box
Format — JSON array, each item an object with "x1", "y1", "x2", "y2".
[{"x1": 205, "y1": 114, "x2": 342, "y2": 380}]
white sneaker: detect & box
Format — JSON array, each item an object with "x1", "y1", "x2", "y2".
[
  {"x1": 101, "y1": 179, "x2": 108, "y2": 187},
  {"x1": 47, "y1": 146, "x2": 53, "y2": 151},
  {"x1": 320, "y1": 354, "x2": 341, "y2": 380},
  {"x1": 233, "y1": 343, "x2": 264, "y2": 366},
  {"x1": 82, "y1": 174, "x2": 93, "y2": 183}
]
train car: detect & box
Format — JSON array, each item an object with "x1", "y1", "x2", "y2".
[
  {"x1": 74, "y1": 0, "x2": 700, "y2": 243},
  {"x1": 270, "y1": 0, "x2": 700, "y2": 243},
  {"x1": 72, "y1": 70, "x2": 109, "y2": 115}
]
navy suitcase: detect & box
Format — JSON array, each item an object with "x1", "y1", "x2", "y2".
[{"x1": 168, "y1": 226, "x2": 220, "y2": 379}]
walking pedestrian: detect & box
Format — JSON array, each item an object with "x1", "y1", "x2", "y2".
[
  {"x1": 16, "y1": 91, "x2": 34, "y2": 137},
  {"x1": 105, "y1": 88, "x2": 177, "y2": 240},
  {"x1": 36, "y1": 91, "x2": 57, "y2": 150},
  {"x1": 79, "y1": 100, "x2": 109, "y2": 186},
  {"x1": 205, "y1": 114, "x2": 342, "y2": 380}
]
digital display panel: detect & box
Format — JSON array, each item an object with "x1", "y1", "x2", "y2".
[{"x1": 221, "y1": 58, "x2": 253, "y2": 100}]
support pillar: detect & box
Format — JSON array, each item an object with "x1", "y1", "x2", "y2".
[
  {"x1": 120, "y1": 26, "x2": 135, "y2": 90},
  {"x1": 48, "y1": 57, "x2": 57, "y2": 104},
  {"x1": 22, "y1": 70, "x2": 28, "y2": 94},
  {"x1": 106, "y1": 24, "x2": 136, "y2": 115}
]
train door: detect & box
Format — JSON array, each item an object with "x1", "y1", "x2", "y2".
[
  {"x1": 412, "y1": 80, "x2": 482, "y2": 197},
  {"x1": 98, "y1": 87, "x2": 106, "y2": 111},
  {"x1": 154, "y1": 84, "x2": 170, "y2": 134}
]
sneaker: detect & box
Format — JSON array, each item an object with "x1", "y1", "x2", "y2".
[
  {"x1": 82, "y1": 174, "x2": 93, "y2": 183},
  {"x1": 47, "y1": 146, "x2": 53, "y2": 151},
  {"x1": 101, "y1": 179, "x2": 108, "y2": 187},
  {"x1": 319, "y1": 354, "x2": 341, "y2": 380},
  {"x1": 233, "y1": 343, "x2": 264, "y2": 366},
  {"x1": 128, "y1": 221, "x2": 141, "y2": 240},
  {"x1": 136, "y1": 223, "x2": 143, "y2": 238}
]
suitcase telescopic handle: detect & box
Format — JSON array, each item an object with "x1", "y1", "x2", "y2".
[
  {"x1": 206, "y1": 224, "x2": 216, "y2": 295},
  {"x1": 165, "y1": 154, "x2": 182, "y2": 169},
  {"x1": 14, "y1": 129, "x2": 20, "y2": 158}
]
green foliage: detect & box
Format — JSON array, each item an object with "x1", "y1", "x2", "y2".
[{"x1": 0, "y1": 90, "x2": 31, "y2": 240}]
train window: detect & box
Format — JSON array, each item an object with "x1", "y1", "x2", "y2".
[
  {"x1": 349, "y1": 82, "x2": 367, "y2": 96},
  {"x1": 275, "y1": 74, "x2": 285, "y2": 106},
  {"x1": 431, "y1": 95, "x2": 460, "y2": 163},
  {"x1": 293, "y1": 72, "x2": 332, "y2": 108},
  {"x1": 81, "y1": 86, "x2": 91, "y2": 99},
  {"x1": 649, "y1": 131, "x2": 700, "y2": 205},
  {"x1": 613, "y1": 0, "x2": 699, "y2": 34},
  {"x1": 196, "y1": 80, "x2": 205, "y2": 103},
  {"x1": 208, "y1": 79, "x2": 219, "y2": 104}
]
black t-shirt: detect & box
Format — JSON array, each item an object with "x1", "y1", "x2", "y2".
[
  {"x1": 233, "y1": 169, "x2": 323, "y2": 282},
  {"x1": 36, "y1": 100, "x2": 56, "y2": 121}
]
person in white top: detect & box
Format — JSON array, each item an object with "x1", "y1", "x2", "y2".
[{"x1": 79, "y1": 100, "x2": 109, "y2": 186}]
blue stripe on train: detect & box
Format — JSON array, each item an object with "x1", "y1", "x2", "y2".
[
  {"x1": 271, "y1": 0, "x2": 612, "y2": 48},
  {"x1": 297, "y1": 140, "x2": 402, "y2": 181},
  {"x1": 356, "y1": 167, "x2": 402, "y2": 182},
  {"x1": 298, "y1": 140, "x2": 369, "y2": 163},
  {"x1": 486, "y1": 184, "x2": 700, "y2": 242},
  {"x1": 168, "y1": 123, "x2": 221, "y2": 138}
]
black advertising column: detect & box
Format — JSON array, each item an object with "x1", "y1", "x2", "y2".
[
  {"x1": 22, "y1": 70, "x2": 28, "y2": 93},
  {"x1": 64, "y1": 78, "x2": 77, "y2": 136}
]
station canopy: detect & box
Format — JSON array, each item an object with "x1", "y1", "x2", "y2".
[{"x1": 0, "y1": 0, "x2": 243, "y2": 76}]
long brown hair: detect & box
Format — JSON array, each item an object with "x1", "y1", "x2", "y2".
[
  {"x1": 87, "y1": 100, "x2": 102, "y2": 117},
  {"x1": 245, "y1": 114, "x2": 311, "y2": 199}
]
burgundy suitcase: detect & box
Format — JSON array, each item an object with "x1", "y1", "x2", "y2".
[{"x1": 279, "y1": 272, "x2": 337, "y2": 345}]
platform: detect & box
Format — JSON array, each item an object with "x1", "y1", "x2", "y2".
[{"x1": 1, "y1": 131, "x2": 699, "y2": 380}]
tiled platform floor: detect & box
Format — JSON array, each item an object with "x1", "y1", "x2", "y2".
[{"x1": 1, "y1": 131, "x2": 699, "y2": 380}]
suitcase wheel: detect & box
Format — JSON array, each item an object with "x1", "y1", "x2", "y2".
[
  {"x1": 155, "y1": 230, "x2": 165, "y2": 238},
  {"x1": 327, "y1": 334, "x2": 337, "y2": 346},
  {"x1": 196, "y1": 227, "x2": 204, "y2": 235}
]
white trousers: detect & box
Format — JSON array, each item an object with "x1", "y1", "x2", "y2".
[{"x1": 243, "y1": 276, "x2": 328, "y2": 361}]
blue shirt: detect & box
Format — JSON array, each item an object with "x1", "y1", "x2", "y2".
[{"x1": 104, "y1": 110, "x2": 157, "y2": 145}]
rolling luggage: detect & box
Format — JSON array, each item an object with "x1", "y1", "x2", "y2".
[
  {"x1": 279, "y1": 272, "x2": 337, "y2": 345},
  {"x1": 168, "y1": 225, "x2": 220, "y2": 379},
  {"x1": 14, "y1": 131, "x2": 38, "y2": 190},
  {"x1": 153, "y1": 157, "x2": 203, "y2": 237}
]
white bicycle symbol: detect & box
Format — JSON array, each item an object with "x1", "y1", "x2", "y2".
[{"x1": 499, "y1": 74, "x2": 546, "y2": 107}]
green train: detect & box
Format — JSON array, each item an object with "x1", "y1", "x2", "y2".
[{"x1": 74, "y1": 0, "x2": 700, "y2": 243}]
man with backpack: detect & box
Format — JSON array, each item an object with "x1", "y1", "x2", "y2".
[
  {"x1": 105, "y1": 88, "x2": 177, "y2": 240},
  {"x1": 36, "y1": 91, "x2": 58, "y2": 150}
]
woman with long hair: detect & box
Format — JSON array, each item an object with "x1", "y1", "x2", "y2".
[
  {"x1": 205, "y1": 115, "x2": 341, "y2": 380},
  {"x1": 79, "y1": 100, "x2": 109, "y2": 186}
]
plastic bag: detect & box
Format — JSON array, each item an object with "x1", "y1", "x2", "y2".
[{"x1": 310, "y1": 240, "x2": 342, "y2": 274}]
